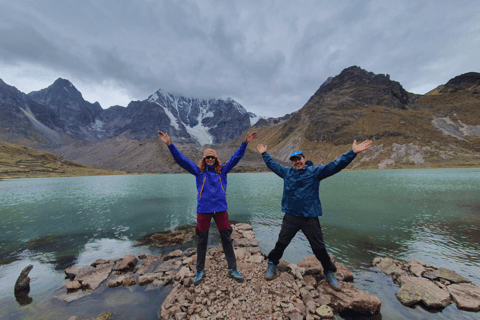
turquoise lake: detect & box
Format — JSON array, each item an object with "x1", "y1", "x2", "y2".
[{"x1": 1, "y1": 169, "x2": 479, "y2": 319}]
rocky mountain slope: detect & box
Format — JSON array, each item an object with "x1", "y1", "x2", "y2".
[
  {"x1": 27, "y1": 79, "x2": 103, "y2": 141},
  {"x1": 0, "y1": 79, "x2": 63, "y2": 145},
  {"x1": 240, "y1": 67, "x2": 480, "y2": 170},
  {"x1": 2, "y1": 66, "x2": 479, "y2": 173},
  {"x1": 47, "y1": 135, "x2": 272, "y2": 174},
  {"x1": 0, "y1": 78, "x2": 256, "y2": 147}
]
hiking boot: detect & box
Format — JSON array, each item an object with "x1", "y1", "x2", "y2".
[
  {"x1": 227, "y1": 269, "x2": 245, "y2": 283},
  {"x1": 325, "y1": 271, "x2": 341, "y2": 291},
  {"x1": 265, "y1": 261, "x2": 277, "y2": 281},
  {"x1": 193, "y1": 270, "x2": 205, "y2": 286},
  {"x1": 227, "y1": 269, "x2": 245, "y2": 282}
]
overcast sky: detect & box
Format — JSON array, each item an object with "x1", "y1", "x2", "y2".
[{"x1": 0, "y1": 0, "x2": 479, "y2": 117}]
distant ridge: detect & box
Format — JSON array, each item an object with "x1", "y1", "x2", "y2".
[
  {"x1": 1, "y1": 66, "x2": 480, "y2": 173},
  {"x1": 241, "y1": 66, "x2": 480, "y2": 169},
  {"x1": 0, "y1": 77, "x2": 256, "y2": 146}
]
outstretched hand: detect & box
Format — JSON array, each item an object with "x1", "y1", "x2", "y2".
[
  {"x1": 245, "y1": 132, "x2": 257, "y2": 143},
  {"x1": 257, "y1": 144, "x2": 267, "y2": 154},
  {"x1": 352, "y1": 140, "x2": 373, "y2": 153},
  {"x1": 158, "y1": 131, "x2": 171, "y2": 146}
]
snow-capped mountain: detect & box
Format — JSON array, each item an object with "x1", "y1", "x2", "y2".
[
  {"x1": 0, "y1": 78, "x2": 257, "y2": 146},
  {"x1": 145, "y1": 89, "x2": 253, "y2": 144}
]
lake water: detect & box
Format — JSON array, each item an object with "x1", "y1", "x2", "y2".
[{"x1": 1, "y1": 169, "x2": 480, "y2": 319}]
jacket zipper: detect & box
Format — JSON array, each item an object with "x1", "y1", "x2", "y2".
[
  {"x1": 219, "y1": 177, "x2": 226, "y2": 193},
  {"x1": 199, "y1": 177, "x2": 206, "y2": 198}
]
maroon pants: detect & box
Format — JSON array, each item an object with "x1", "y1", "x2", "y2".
[
  {"x1": 195, "y1": 211, "x2": 235, "y2": 271},
  {"x1": 196, "y1": 211, "x2": 232, "y2": 232}
]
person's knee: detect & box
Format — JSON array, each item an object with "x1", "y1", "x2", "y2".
[
  {"x1": 219, "y1": 228, "x2": 233, "y2": 242},
  {"x1": 274, "y1": 241, "x2": 290, "y2": 251},
  {"x1": 219, "y1": 228, "x2": 232, "y2": 236},
  {"x1": 196, "y1": 230, "x2": 209, "y2": 244}
]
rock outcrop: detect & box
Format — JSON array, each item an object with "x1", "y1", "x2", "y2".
[
  {"x1": 53, "y1": 224, "x2": 381, "y2": 319},
  {"x1": 14, "y1": 264, "x2": 34, "y2": 305},
  {"x1": 159, "y1": 224, "x2": 381, "y2": 319},
  {"x1": 373, "y1": 257, "x2": 480, "y2": 312},
  {"x1": 136, "y1": 226, "x2": 197, "y2": 247}
]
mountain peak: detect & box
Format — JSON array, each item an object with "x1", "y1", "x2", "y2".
[
  {"x1": 53, "y1": 78, "x2": 74, "y2": 87},
  {"x1": 445, "y1": 72, "x2": 480, "y2": 88},
  {"x1": 437, "y1": 72, "x2": 480, "y2": 95},
  {"x1": 49, "y1": 78, "x2": 81, "y2": 96},
  {"x1": 307, "y1": 65, "x2": 409, "y2": 109},
  {"x1": 315, "y1": 66, "x2": 395, "y2": 96}
]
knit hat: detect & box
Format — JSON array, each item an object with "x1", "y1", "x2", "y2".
[{"x1": 203, "y1": 149, "x2": 218, "y2": 158}]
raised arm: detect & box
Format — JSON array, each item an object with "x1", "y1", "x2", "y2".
[
  {"x1": 257, "y1": 144, "x2": 288, "y2": 178},
  {"x1": 316, "y1": 139, "x2": 372, "y2": 180},
  {"x1": 222, "y1": 132, "x2": 257, "y2": 173},
  {"x1": 352, "y1": 140, "x2": 373, "y2": 154},
  {"x1": 158, "y1": 131, "x2": 201, "y2": 176}
]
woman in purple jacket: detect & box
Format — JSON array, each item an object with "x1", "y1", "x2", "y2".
[{"x1": 158, "y1": 130, "x2": 256, "y2": 286}]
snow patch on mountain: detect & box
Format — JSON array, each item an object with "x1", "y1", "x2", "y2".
[
  {"x1": 147, "y1": 88, "x2": 252, "y2": 145},
  {"x1": 153, "y1": 102, "x2": 179, "y2": 130},
  {"x1": 91, "y1": 120, "x2": 104, "y2": 131},
  {"x1": 186, "y1": 123, "x2": 213, "y2": 145}
]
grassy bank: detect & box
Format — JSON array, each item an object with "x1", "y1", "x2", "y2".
[{"x1": 0, "y1": 142, "x2": 125, "y2": 179}]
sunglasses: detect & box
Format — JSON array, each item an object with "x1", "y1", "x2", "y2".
[
  {"x1": 290, "y1": 151, "x2": 302, "y2": 157},
  {"x1": 205, "y1": 156, "x2": 216, "y2": 160}
]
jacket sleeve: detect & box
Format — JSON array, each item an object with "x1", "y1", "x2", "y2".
[
  {"x1": 262, "y1": 152, "x2": 288, "y2": 178},
  {"x1": 167, "y1": 143, "x2": 201, "y2": 176},
  {"x1": 316, "y1": 149, "x2": 357, "y2": 180},
  {"x1": 222, "y1": 141, "x2": 247, "y2": 174}
]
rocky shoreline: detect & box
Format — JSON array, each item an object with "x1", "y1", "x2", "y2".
[
  {"x1": 38, "y1": 223, "x2": 479, "y2": 319},
  {"x1": 51, "y1": 223, "x2": 380, "y2": 319},
  {"x1": 374, "y1": 257, "x2": 480, "y2": 311},
  {"x1": 159, "y1": 223, "x2": 381, "y2": 320}
]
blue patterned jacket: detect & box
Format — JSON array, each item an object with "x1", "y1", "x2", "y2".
[
  {"x1": 262, "y1": 150, "x2": 357, "y2": 217},
  {"x1": 168, "y1": 142, "x2": 247, "y2": 213}
]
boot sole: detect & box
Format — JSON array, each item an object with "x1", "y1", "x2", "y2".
[
  {"x1": 326, "y1": 281, "x2": 341, "y2": 291},
  {"x1": 265, "y1": 273, "x2": 277, "y2": 281},
  {"x1": 228, "y1": 275, "x2": 245, "y2": 283}
]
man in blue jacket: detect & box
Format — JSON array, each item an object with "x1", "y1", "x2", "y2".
[{"x1": 256, "y1": 140, "x2": 372, "y2": 291}]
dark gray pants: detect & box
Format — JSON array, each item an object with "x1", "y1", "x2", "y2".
[
  {"x1": 267, "y1": 214, "x2": 337, "y2": 273},
  {"x1": 196, "y1": 228, "x2": 236, "y2": 272}
]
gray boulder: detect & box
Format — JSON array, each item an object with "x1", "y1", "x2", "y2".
[
  {"x1": 75, "y1": 262, "x2": 114, "y2": 291},
  {"x1": 113, "y1": 254, "x2": 138, "y2": 272},
  {"x1": 395, "y1": 276, "x2": 451, "y2": 308},
  {"x1": 14, "y1": 265, "x2": 34, "y2": 305},
  {"x1": 374, "y1": 257, "x2": 480, "y2": 312},
  {"x1": 65, "y1": 265, "x2": 96, "y2": 280},
  {"x1": 448, "y1": 283, "x2": 480, "y2": 311},
  {"x1": 14, "y1": 264, "x2": 33, "y2": 294},
  {"x1": 318, "y1": 280, "x2": 382, "y2": 315},
  {"x1": 422, "y1": 267, "x2": 472, "y2": 284}
]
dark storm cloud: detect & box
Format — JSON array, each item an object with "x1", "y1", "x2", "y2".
[
  {"x1": 0, "y1": 0, "x2": 479, "y2": 116},
  {"x1": 0, "y1": 25, "x2": 93, "y2": 75}
]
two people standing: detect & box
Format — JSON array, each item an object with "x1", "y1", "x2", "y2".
[{"x1": 159, "y1": 130, "x2": 372, "y2": 290}]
